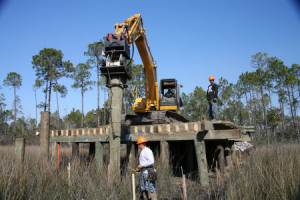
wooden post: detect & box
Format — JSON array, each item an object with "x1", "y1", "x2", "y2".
[
  {"x1": 40, "y1": 111, "x2": 50, "y2": 158},
  {"x1": 216, "y1": 145, "x2": 225, "y2": 173},
  {"x1": 15, "y1": 138, "x2": 25, "y2": 164},
  {"x1": 194, "y1": 133, "x2": 209, "y2": 186},
  {"x1": 72, "y1": 142, "x2": 79, "y2": 159},
  {"x1": 132, "y1": 173, "x2": 136, "y2": 200},
  {"x1": 95, "y1": 141, "x2": 103, "y2": 171},
  {"x1": 67, "y1": 162, "x2": 71, "y2": 186},
  {"x1": 182, "y1": 174, "x2": 187, "y2": 200}
]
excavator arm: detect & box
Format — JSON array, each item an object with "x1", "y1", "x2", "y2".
[{"x1": 113, "y1": 14, "x2": 159, "y2": 112}]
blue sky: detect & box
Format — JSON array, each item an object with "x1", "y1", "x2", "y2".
[{"x1": 0, "y1": 0, "x2": 300, "y2": 121}]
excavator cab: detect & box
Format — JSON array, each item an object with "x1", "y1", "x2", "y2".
[{"x1": 159, "y1": 79, "x2": 182, "y2": 112}]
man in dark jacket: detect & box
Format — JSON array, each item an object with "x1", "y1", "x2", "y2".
[{"x1": 207, "y1": 76, "x2": 218, "y2": 120}]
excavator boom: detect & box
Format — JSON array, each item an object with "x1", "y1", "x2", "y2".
[{"x1": 115, "y1": 14, "x2": 159, "y2": 112}]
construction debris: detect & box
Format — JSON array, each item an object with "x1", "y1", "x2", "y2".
[{"x1": 234, "y1": 141, "x2": 254, "y2": 152}]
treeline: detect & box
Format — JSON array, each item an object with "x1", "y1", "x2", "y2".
[
  {"x1": 0, "y1": 40, "x2": 146, "y2": 144},
  {"x1": 180, "y1": 52, "x2": 299, "y2": 144},
  {"x1": 0, "y1": 49, "x2": 299, "y2": 145}
]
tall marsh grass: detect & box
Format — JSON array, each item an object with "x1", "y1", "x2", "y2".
[
  {"x1": 0, "y1": 144, "x2": 299, "y2": 199},
  {"x1": 225, "y1": 144, "x2": 300, "y2": 200}
]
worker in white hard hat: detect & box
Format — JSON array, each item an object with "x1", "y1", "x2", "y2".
[
  {"x1": 207, "y1": 76, "x2": 218, "y2": 120},
  {"x1": 136, "y1": 136, "x2": 157, "y2": 200}
]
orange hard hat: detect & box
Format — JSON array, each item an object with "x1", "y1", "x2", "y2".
[
  {"x1": 137, "y1": 136, "x2": 148, "y2": 144},
  {"x1": 209, "y1": 76, "x2": 215, "y2": 81}
]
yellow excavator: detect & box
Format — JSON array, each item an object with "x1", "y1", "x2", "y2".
[{"x1": 101, "y1": 14, "x2": 188, "y2": 124}]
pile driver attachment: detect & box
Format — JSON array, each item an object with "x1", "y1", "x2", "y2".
[{"x1": 100, "y1": 33, "x2": 132, "y2": 85}]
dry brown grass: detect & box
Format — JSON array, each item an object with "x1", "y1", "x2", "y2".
[
  {"x1": 0, "y1": 143, "x2": 299, "y2": 199},
  {"x1": 224, "y1": 144, "x2": 300, "y2": 200}
]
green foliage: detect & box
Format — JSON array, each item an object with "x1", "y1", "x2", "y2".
[
  {"x1": 3, "y1": 72, "x2": 22, "y2": 88},
  {"x1": 84, "y1": 41, "x2": 104, "y2": 70},
  {"x1": 50, "y1": 111, "x2": 63, "y2": 130},
  {"x1": 71, "y1": 62, "x2": 94, "y2": 127},
  {"x1": 3, "y1": 72, "x2": 23, "y2": 137},
  {"x1": 71, "y1": 63, "x2": 94, "y2": 92},
  {"x1": 53, "y1": 85, "x2": 67, "y2": 98},
  {"x1": 32, "y1": 48, "x2": 74, "y2": 81},
  {"x1": 84, "y1": 40, "x2": 105, "y2": 127},
  {"x1": 64, "y1": 108, "x2": 81, "y2": 129},
  {"x1": 180, "y1": 86, "x2": 207, "y2": 121},
  {"x1": 84, "y1": 107, "x2": 108, "y2": 127},
  {"x1": 267, "y1": 107, "x2": 282, "y2": 129},
  {"x1": 0, "y1": 97, "x2": 13, "y2": 143},
  {"x1": 123, "y1": 64, "x2": 146, "y2": 114},
  {"x1": 84, "y1": 109, "x2": 98, "y2": 128},
  {"x1": 32, "y1": 48, "x2": 74, "y2": 111},
  {"x1": 0, "y1": 93, "x2": 6, "y2": 110}
]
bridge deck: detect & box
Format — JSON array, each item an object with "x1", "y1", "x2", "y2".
[{"x1": 50, "y1": 120, "x2": 243, "y2": 143}]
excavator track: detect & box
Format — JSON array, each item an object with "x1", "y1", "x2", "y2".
[{"x1": 122, "y1": 111, "x2": 189, "y2": 126}]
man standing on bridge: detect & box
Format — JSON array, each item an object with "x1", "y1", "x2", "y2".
[
  {"x1": 136, "y1": 136, "x2": 157, "y2": 200},
  {"x1": 207, "y1": 76, "x2": 218, "y2": 120}
]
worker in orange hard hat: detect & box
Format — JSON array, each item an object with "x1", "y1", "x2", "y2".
[
  {"x1": 207, "y1": 76, "x2": 218, "y2": 120},
  {"x1": 136, "y1": 136, "x2": 157, "y2": 200}
]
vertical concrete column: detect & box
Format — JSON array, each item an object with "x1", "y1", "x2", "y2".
[
  {"x1": 231, "y1": 142, "x2": 237, "y2": 166},
  {"x1": 95, "y1": 141, "x2": 103, "y2": 171},
  {"x1": 15, "y1": 138, "x2": 25, "y2": 164},
  {"x1": 72, "y1": 142, "x2": 79, "y2": 159},
  {"x1": 216, "y1": 145, "x2": 225, "y2": 173},
  {"x1": 40, "y1": 111, "x2": 50, "y2": 158},
  {"x1": 160, "y1": 140, "x2": 170, "y2": 166},
  {"x1": 194, "y1": 133, "x2": 209, "y2": 187},
  {"x1": 51, "y1": 142, "x2": 58, "y2": 161},
  {"x1": 109, "y1": 77, "x2": 124, "y2": 182},
  {"x1": 225, "y1": 146, "x2": 232, "y2": 167}
]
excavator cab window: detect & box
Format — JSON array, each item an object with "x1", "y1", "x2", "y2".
[
  {"x1": 160, "y1": 79, "x2": 178, "y2": 106},
  {"x1": 164, "y1": 88, "x2": 175, "y2": 98}
]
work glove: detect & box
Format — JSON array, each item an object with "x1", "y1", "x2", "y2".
[{"x1": 213, "y1": 98, "x2": 217, "y2": 103}]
